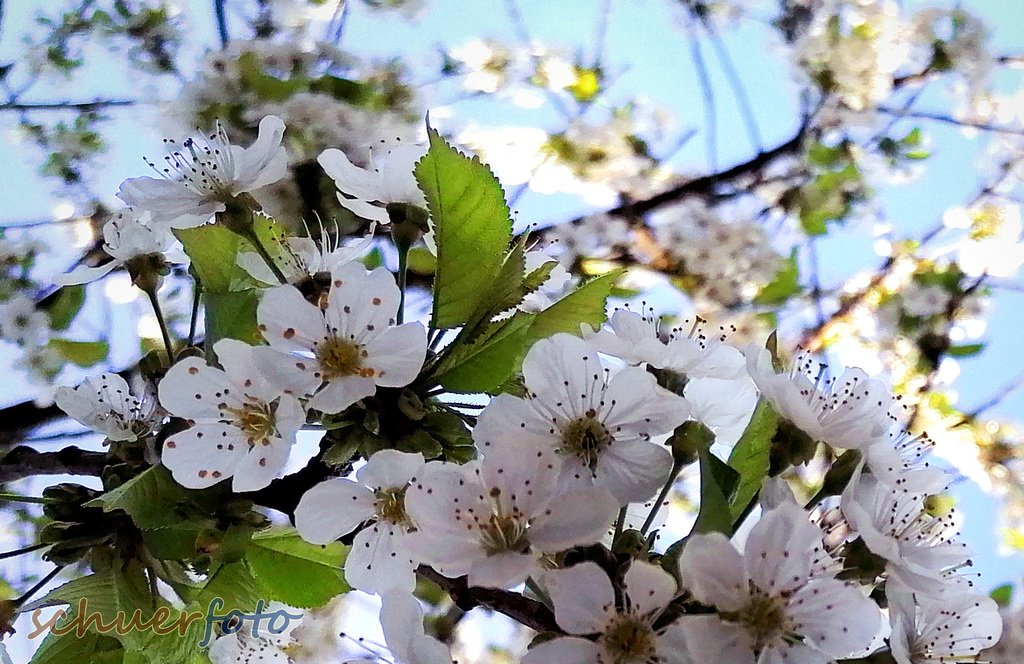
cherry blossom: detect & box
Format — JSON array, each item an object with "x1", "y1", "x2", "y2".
[
  {"x1": 473, "y1": 333, "x2": 688, "y2": 504},
  {"x1": 118, "y1": 115, "x2": 288, "y2": 228},
  {"x1": 54, "y1": 372, "x2": 158, "y2": 442},
  {"x1": 158, "y1": 338, "x2": 306, "y2": 492},
  {"x1": 522, "y1": 561, "x2": 690, "y2": 664},
  {"x1": 887, "y1": 581, "x2": 1002, "y2": 664},
  {"x1": 295, "y1": 450, "x2": 423, "y2": 594},
  {"x1": 236, "y1": 230, "x2": 373, "y2": 286},
  {"x1": 841, "y1": 465, "x2": 972, "y2": 596},
  {"x1": 318, "y1": 140, "x2": 427, "y2": 226},
  {"x1": 745, "y1": 344, "x2": 896, "y2": 450},
  {"x1": 53, "y1": 210, "x2": 174, "y2": 286},
  {"x1": 255, "y1": 262, "x2": 427, "y2": 414},
  {"x1": 864, "y1": 430, "x2": 950, "y2": 494},
  {"x1": 0, "y1": 295, "x2": 49, "y2": 346},
  {"x1": 404, "y1": 443, "x2": 618, "y2": 589},
  {"x1": 678, "y1": 502, "x2": 882, "y2": 664},
  {"x1": 208, "y1": 601, "x2": 303, "y2": 664}
]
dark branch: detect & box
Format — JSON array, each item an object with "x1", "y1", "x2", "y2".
[
  {"x1": 0, "y1": 99, "x2": 136, "y2": 112},
  {"x1": 0, "y1": 446, "x2": 107, "y2": 483},
  {"x1": 416, "y1": 565, "x2": 560, "y2": 634},
  {"x1": 214, "y1": 0, "x2": 230, "y2": 49}
]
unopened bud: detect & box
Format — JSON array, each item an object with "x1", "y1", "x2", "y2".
[{"x1": 669, "y1": 421, "x2": 715, "y2": 466}]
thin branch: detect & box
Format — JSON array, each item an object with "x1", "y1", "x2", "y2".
[
  {"x1": 685, "y1": 20, "x2": 718, "y2": 170},
  {"x1": 877, "y1": 106, "x2": 1024, "y2": 136},
  {"x1": 700, "y1": 21, "x2": 763, "y2": 152},
  {"x1": 214, "y1": 0, "x2": 229, "y2": 49},
  {"x1": 968, "y1": 370, "x2": 1024, "y2": 419},
  {"x1": 0, "y1": 99, "x2": 136, "y2": 112},
  {"x1": 416, "y1": 565, "x2": 560, "y2": 634},
  {"x1": 0, "y1": 446, "x2": 107, "y2": 483}
]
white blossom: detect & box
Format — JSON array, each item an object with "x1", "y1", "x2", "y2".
[
  {"x1": 678, "y1": 502, "x2": 882, "y2": 664},
  {"x1": 379, "y1": 590, "x2": 453, "y2": 664},
  {"x1": 55, "y1": 372, "x2": 158, "y2": 442},
  {"x1": 54, "y1": 210, "x2": 175, "y2": 285},
  {"x1": 256, "y1": 262, "x2": 427, "y2": 414},
  {"x1": 318, "y1": 140, "x2": 426, "y2": 226},
  {"x1": 158, "y1": 338, "x2": 306, "y2": 492},
  {"x1": 522, "y1": 561, "x2": 690, "y2": 664},
  {"x1": 746, "y1": 344, "x2": 896, "y2": 450},
  {"x1": 208, "y1": 601, "x2": 303, "y2": 664},
  {"x1": 864, "y1": 431, "x2": 950, "y2": 494},
  {"x1": 118, "y1": 115, "x2": 288, "y2": 228},
  {"x1": 887, "y1": 581, "x2": 1002, "y2": 664},
  {"x1": 237, "y1": 231, "x2": 372, "y2": 286},
  {"x1": 474, "y1": 333, "x2": 689, "y2": 504},
  {"x1": 295, "y1": 450, "x2": 423, "y2": 594},
  {"x1": 841, "y1": 465, "x2": 972, "y2": 596},
  {"x1": 404, "y1": 443, "x2": 618, "y2": 589},
  {"x1": 0, "y1": 295, "x2": 49, "y2": 346}
]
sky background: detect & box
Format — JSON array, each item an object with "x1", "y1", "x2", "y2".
[{"x1": 1, "y1": 0, "x2": 1023, "y2": 635}]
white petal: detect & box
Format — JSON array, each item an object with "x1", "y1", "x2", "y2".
[
  {"x1": 326, "y1": 265, "x2": 401, "y2": 342},
  {"x1": 528, "y1": 486, "x2": 618, "y2": 551},
  {"x1": 231, "y1": 438, "x2": 292, "y2": 492},
  {"x1": 294, "y1": 479, "x2": 375, "y2": 544},
  {"x1": 258, "y1": 285, "x2": 328, "y2": 353},
  {"x1": 521, "y1": 637, "x2": 604, "y2": 664},
  {"x1": 602, "y1": 366, "x2": 689, "y2": 438},
  {"x1": 52, "y1": 262, "x2": 119, "y2": 286},
  {"x1": 543, "y1": 562, "x2": 615, "y2": 634},
  {"x1": 347, "y1": 522, "x2": 417, "y2": 594},
  {"x1": 363, "y1": 323, "x2": 427, "y2": 388},
  {"x1": 162, "y1": 424, "x2": 247, "y2": 489},
  {"x1": 521, "y1": 334, "x2": 605, "y2": 420},
  {"x1": 744, "y1": 502, "x2": 821, "y2": 595},
  {"x1": 379, "y1": 590, "x2": 453, "y2": 664},
  {"x1": 596, "y1": 440, "x2": 673, "y2": 504},
  {"x1": 402, "y1": 530, "x2": 480, "y2": 579},
  {"x1": 251, "y1": 346, "x2": 320, "y2": 398},
  {"x1": 788, "y1": 579, "x2": 883, "y2": 658},
  {"x1": 310, "y1": 375, "x2": 377, "y2": 414},
  {"x1": 473, "y1": 393, "x2": 558, "y2": 453},
  {"x1": 318, "y1": 148, "x2": 383, "y2": 201},
  {"x1": 677, "y1": 615, "x2": 756, "y2": 664},
  {"x1": 158, "y1": 356, "x2": 237, "y2": 419},
  {"x1": 622, "y1": 560, "x2": 677, "y2": 617},
  {"x1": 357, "y1": 450, "x2": 425, "y2": 490},
  {"x1": 233, "y1": 115, "x2": 286, "y2": 188},
  {"x1": 678, "y1": 532, "x2": 748, "y2": 611},
  {"x1": 467, "y1": 552, "x2": 537, "y2": 589}
]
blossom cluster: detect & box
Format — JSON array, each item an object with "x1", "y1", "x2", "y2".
[{"x1": 43, "y1": 114, "x2": 1006, "y2": 664}]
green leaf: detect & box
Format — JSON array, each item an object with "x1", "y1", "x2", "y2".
[
  {"x1": 726, "y1": 399, "x2": 779, "y2": 522},
  {"x1": 415, "y1": 126, "x2": 513, "y2": 329},
  {"x1": 196, "y1": 561, "x2": 262, "y2": 615},
  {"x1": 437, "y1": 314, "x2": 536, "y2": 393},
  {"x1": 85, "y1": 466, "x2": 202, "y2": 530},
  {"x1": 204, "y1": 290, "x2": 262, "y2": 346},
  {"x1": 946, "y1": 343, "x2": 984, "y2": 358},
  {"x1": 173, "y1": 225, "x2": 241, "y2": 294},
  {"x1": 529, "y1": 270, "x2": 622, "y2": 341},
  {"x1": 29, "y1": 622, "x2": 124, "y2": 664},
  {"x1": 49, "y1": 338, "x2": 109, "y2": 367},
  {"x1": 990, "y1": 583, "x2": 1013, "y2": 607},
  {"x1": 754, "y1": 248, "x2": 800, "y2": 306},
  {"x1": 246, "y1": 530, "x2": 349, "y2": 608},
  {"x1": 238, "y1": 52, "x2": 306, "y2": 102},
  {"x1": 691, "y1": 447, "x2": 739, "y2": 535},
  {"x1": 406, "y1": 246, "x2": 436, "y2": 274},
  {"x1": 47, "y1": 285, "x2": 86, "y2": 330},
  {"x1": 309, "y1": 75, "x2": 369, "y2": 104}
]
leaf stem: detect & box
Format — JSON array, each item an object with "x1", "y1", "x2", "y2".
[
  {"x1": 245, "y1": 229, "x2": 288, "y2": 284},
  {"x1": 0, "y1": 493, "x2": 54, "y2": 506},
  {"x1": 144, "y1": 287, "x2": 175, "y2": 364},
  {"x1": 0, "y1": 542, "x2": 48, "y2": 561},
  {"x1": 641, "y1": 459, "x2": 684, "y2": 535},
  {"x1": 395, "y1": 238, "x2": 410, "y2": 325},
  {"x1": 188, "y1": 281, "x2": 202, "y2": 346},
  {"x1": 15, "y1": 566, "x2": 65, "y2": 607},
  {"x1": 613, "y1": 505, "x2": 628, "y2": 543}
]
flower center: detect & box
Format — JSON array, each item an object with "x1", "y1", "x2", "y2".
[
  {"x1": 224, "y1": 399, "x2": 278, "y2": 447},
  {"x1": 480, "y1": 513, "x2": 530, "y2": 556},
  {"x1": 374, "y1": 487, "x2": 411, "y2": 528},
  {"x1": 601, "y1": 613, "x2": 657, "y2": 664},
  {"x1": 560, "y1": 413, "x2": 612, "y2": 470},
  {"x1": 316, "y1": 337, "x2": 365, "y2": 381},
  {"x1": 731, "y1": 590, "x2": 790, "y2": 652}
]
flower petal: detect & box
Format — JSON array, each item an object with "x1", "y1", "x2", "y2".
[
  {"x1": 294, "y1": 478, "x2": 375, "y2": 544},
  {"x1": 543, "y1": 561, "x2": 615, "y2": 635},
  {"x1": 162, "y1": 424, "x2": 247, "y2": 489},
  {"x1": 347, "y1": 522, "x2": 417, "y2": 594}
]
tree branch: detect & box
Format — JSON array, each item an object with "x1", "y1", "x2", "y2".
[
  {"x1": 0, "y1": 99, "x2": 136, "y2": 112},
  {"x1": 416, "y1": 565, "x2": 560, "y2": 634},
  {"x1": 0, "y1": 446, "x2": 107, "y2": 483}
]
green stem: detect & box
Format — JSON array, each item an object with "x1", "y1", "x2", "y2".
[
  {"x1": 0, "y1": 542, "x2": 48, "y2": 561},
  {"x1": 612, "y1": 505, "x2": 628, "y2": 543},
  {"x1": 245, "y1": 228, "x2": 288, "y2": 284},
  {"x1": 144, "y1": 287, "x2": 175, "y2": 364},
  {"x1": 640, "y1": 459, "x2": 684, "y2": 535},
  {"x1": 395, "y1": 238, "x2": 410, "y2": 325},
  {"x1": 0, "y1": 493, "x2": 54, "y2": 505},
  {"x1": 188, "y1": 281, "x2": 202, "y2": 346}
]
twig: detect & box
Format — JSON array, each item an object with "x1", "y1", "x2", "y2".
[
  {"x1": 877, "y1": 106, "x2": 1024, "y2": 136},
  {"x1": 0, "y1": 446, "x2": 107, "y2": 483},
  {"x1": 0, "y1": 99, "x2": 136, "y2": 112},
  {"x1": 700, "y1": 20, "x2": 763, "y2": 152},
  {"x1": 214, "y1": 0, "x2": 230, "y2": 49},
  {"x1": 685, "y1": 20, "x2": 718, "y2": 170}
]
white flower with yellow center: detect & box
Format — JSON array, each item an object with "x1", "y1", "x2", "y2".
[
  {"x1": 295, "y1": 450, "x2": 424, "y2": 594},
  {"x1": 118, "y1": 115, "x2": 288, "y2": 228},
  {"x1": 256, "y1": 262, "x2": 427, "y2": 414},
  {"x1": 404, "y1": 444, "x2": 618, "y2": 589},
  {"x1": 523, "y1": 560, "x2": 689, "y2": 664},
  {"x1": 158, "y1": 339, "x2": 306, "y2": 492},
  {"x1": 678, "y1": 502, "x2": 882, "y2": 664},
  {"x1": 55, "y1": 372, "x2": 158, "y2": 442},
  {"x1": 474, "y1": 333, "x2": 688, "y2": 505}
]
